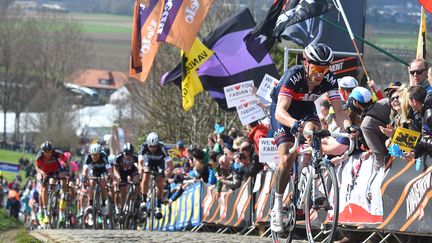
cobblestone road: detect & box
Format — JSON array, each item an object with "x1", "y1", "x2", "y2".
[{"x1": 31, "y1": 229, "x2": 306, "y2": 243}]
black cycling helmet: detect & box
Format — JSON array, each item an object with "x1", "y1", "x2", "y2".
[
  {"x1": 304, "y1": 43, "x2": 334, "y2": 66},
  {"x1": 123, "y1": 142, "x2": 134, "y2": 155},
  {"x1": 101, "y1": 147, "x2": 110, "y2": 156},
  {"x1": 40, "y1": 141, "x2": 54, "y2": 152}
]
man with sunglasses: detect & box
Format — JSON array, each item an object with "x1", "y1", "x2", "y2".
[
  {"x1": 138, "y1": 132, "x2": 173, "y2": 220},
  {"x1": 409, "y1": 58, "x2": 432, "y2": 93},
  {"x1": 35, "y1": 141, "x2": 70, "y2": 225},
  {"x1": 269, "y1": 43, "x2": 352, "y2": 232}
]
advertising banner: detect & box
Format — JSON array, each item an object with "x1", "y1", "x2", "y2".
[
  {"x1": 0, "y1": 161, "x2": 20, "y2": 173},
  {"x1": 378, "y1": 156, "x2": 432, "y2": 235}
]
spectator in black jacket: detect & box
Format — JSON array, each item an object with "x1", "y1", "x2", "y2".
[{"x1": 238, "y1": 141, "x2": 263, "y2": 179}]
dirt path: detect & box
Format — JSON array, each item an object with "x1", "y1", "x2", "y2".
[{"x1": 0, "y1": 229, "x2": 19, "y2": 243}]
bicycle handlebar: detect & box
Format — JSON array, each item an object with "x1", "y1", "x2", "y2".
[{"x1": 289, "y1": 129, "x2": 355, "y2": 159}]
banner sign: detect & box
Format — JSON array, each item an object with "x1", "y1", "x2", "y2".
[
  {"x1": 256, "y1": 74, "x2": 279, "y2": 103},
  {"x1": 202, "y1": 178, "x2": 252, "y2": 228},
  {"x1": 236, "y1": 99, "x2": 266, "y2": 126},
  {"x1": 391, "y1": 127, "x2": 421, "y2": 152},
  {"x1": 258, "y1": 138, "x2": 279, "y2": 164},
  {"x1": 254, "y1": 171, "x2": 273, "y2": 223},
  {"x1": 223, "y1": 80, "x2": 255, "y2": 108},
  {"x1": 378, "y1": 156, "x2": 432, "y2": 234},
  {"x1": 0, "y1": 161, "x2": 20, "y2": 173},
  {"x1": 338, "y1": 153, "x2": 384, "y2": 225}
]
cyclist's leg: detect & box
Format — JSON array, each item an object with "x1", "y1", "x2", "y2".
[
  {"x1": 155, "y1": 175, "x2": 164, "y2": 207},
  {"x1": 140, "y1": 162, "x2": 151, "y2": 203},
  {"x1": 118, "y1": 171, "x2": 128, "y2": 209},
  {"x1": 132, "y1": 173, "x2": 140, "y2": 199}
]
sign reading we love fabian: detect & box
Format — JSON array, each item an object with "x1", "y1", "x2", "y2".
[
  {"x1": 256, "y1": 74, "x2": 279, "y2": 103},
  {"x1": 223, "y1": 80, "x2": 255, "y2": 108},
  {"x1": 236, "y1": 99, "x2": 266, "y2": 126},
  {"x1": 259, "y1": 138, "x2": 279, "y2": 163}
]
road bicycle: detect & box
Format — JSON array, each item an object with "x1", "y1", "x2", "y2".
[
  {"x1": 271, "y1": 129, "x2": 354, "y2": 243},
  {"x1": 123, "y1": 178, "x2": 141, "y2": 230},
  {"x1": 83, "y1": 175, "x2": 113, "y2": 230}
]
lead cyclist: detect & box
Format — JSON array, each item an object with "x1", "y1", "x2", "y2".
[{"x1": 269, "y1": 43, "x2": 353, "y2": 232}]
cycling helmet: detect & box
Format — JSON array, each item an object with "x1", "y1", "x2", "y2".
[
  {"x1": 89, "y1": 143, "x2": 102, "y2": 155},
  {"x1": 146, "y1": 132, "x2": 159, "y2": 146},
  {"x1": 40, "y1": 141, "x2": 54, "y2": 152},
  {"x1": 123, "y1": 142, "x2": 134, "y2": 155},
  {"x1": 304, "y1": 43, "x2": 334, "y2": 66}
]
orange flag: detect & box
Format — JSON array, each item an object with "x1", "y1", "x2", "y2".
[
  {"x1": 157, "y1": 0, "x2": 214, "y2": 52},
  {"x1": 130, "y1": 1, "x2": 164, "y2": 82}
]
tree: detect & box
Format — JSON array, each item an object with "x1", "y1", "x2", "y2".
[{"x1": 0, "y1": 8, "x2": 91, "y2": 149}]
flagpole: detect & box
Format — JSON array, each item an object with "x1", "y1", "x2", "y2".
[{"x1": 333, "y1": 0, "x2": 376, "y2": 92}]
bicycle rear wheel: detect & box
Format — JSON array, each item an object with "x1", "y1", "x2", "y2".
[{"x1": 304, "y1": 162, "x2": 339, "y2": 243}]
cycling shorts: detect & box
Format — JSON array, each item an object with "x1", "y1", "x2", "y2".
[
  {"x1": 270, "y1": 103, "x2": 320, "y2": 146},
  {"x1": 119, "y1": 167, "x2": 139, "y2": 184}
]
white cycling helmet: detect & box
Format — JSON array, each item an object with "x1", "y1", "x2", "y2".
[
  {"x1": 89, "y1": 143, "x2": 102, "y2": 155},
  {"x1": 146, "y1": 132, "x2": 159, "y2": 146},
  {"x1": 304, "y1": 43, "x2": 334, "y2": 66}
]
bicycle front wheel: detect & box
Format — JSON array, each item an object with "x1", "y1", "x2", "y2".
[{"x1": 304, "y1": 163, "x2": 339, "y2": 243}]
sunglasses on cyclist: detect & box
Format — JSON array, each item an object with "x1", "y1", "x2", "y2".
[
  {"x1": 309, "y1": 63, "x2": 329, "y2": 74},
  {"x1": 390, "y1": 96, "x2": 399, "y2": 102},
  {"x1": 409, "y1": 69, "x2": 427, "y2": 75}
]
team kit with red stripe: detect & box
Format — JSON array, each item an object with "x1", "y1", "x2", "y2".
[{"x1": 270, "y1": 65, "x2": 340, "y2": 146}]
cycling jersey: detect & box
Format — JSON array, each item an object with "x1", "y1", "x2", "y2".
[
  {"x1": 114, "y1": 153, "x2": 139, "y2": 183},
  {"x1": 83, "y1": 153, "x2": 111, "y2": 177},
  {"x1": 35, "y1": 149, "x2": 68, "y2": 173},
  {"x1": 138, "y1": 143, "x2": 171, "y2": 176},
  {"x1": 270, "y1": 65, "x2": 340, "y2": 146}
]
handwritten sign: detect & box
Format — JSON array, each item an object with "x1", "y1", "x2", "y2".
[
  {"x1": 391, "y1": 127, "x2": 421, "y2": 152},
  {"x1": 256, "y1": 74, "x2": 279, "y2": 103},
  {"x1": 259, "y1": 138, "x2": 279, "y2": 163},
  {"x1": 237, "y1": 99, "x2": 266, "y2": 126},
  {"x1": 224, "y1": 80, "x2": 255, "y2": 108}
]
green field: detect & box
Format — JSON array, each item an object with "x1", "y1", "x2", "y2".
[{"x1": 0, "y1": 150, "x2": 35, "y2": 183}]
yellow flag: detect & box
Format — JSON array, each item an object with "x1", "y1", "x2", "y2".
[
  {"x1": 181, "y1": 38, "x2": 214, "y2": 111},
  {"x1": 416, "y1": 7, "x2": 427, "y2": 59}
]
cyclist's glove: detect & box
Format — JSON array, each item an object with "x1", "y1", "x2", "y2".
[
  {"x1": 346, "y1": 125, "x2": 360, "y2": 133},
  {"x1": 290, "y1": 120, "x2": 303, "y2": 135}
]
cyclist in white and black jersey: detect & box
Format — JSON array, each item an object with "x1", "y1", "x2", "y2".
[
  {"x1": 82, "y1": 143, "x2": 112, "y2": 216},
  {"x1": 138, "y1": 132, "x2": 174, "y2": 220}
]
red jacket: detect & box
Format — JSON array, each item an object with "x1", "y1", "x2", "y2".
[{"x1": 248, "y1": 124, "x2": 269, "y2": 153}]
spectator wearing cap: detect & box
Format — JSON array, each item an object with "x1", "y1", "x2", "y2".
[
  {"x1": 408, "y1": 58, "x2": 432, "y2": 93},
  {"x1": 338, "y1": 76, "x2": 358, "y2": 102},
  {"x1": 344, "y1": 87, "x2": 391, "y2": 170},
  {"x1": 338, "y1": 76, "x2": 363, "y2": 127}
]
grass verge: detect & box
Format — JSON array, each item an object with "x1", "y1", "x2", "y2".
[{"x1": 0, "y1": 209, "x2": 40, "y2": 243}]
